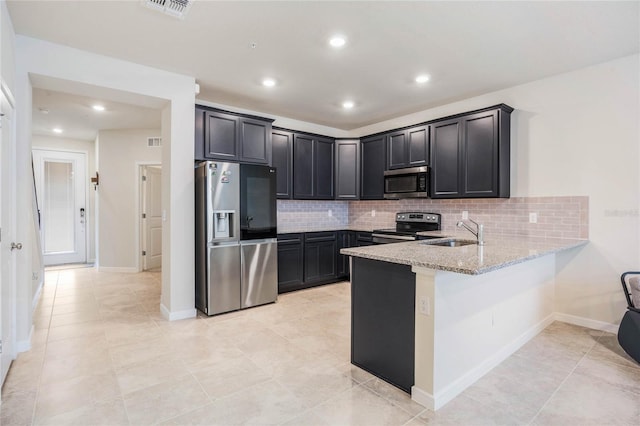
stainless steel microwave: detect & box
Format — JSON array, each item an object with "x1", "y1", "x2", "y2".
[{"x1": 383, "y1": 166, "x2": 429, "y2": 199}]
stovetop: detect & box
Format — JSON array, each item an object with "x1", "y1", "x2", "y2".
[{"x1": 373, "y1": 212, "x2": 442, "y2": 236}]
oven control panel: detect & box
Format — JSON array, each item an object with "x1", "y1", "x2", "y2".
[{"x1": 396, "y1": 212, "x2": 440, "y2": 223}]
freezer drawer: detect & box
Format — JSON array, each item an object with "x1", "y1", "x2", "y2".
[
  {"x1": 241, "y1": 239, "x2": 278, "y2": 308},
  {"x1": 207, "y1": 243, "x2": 241, "y2": 315}
]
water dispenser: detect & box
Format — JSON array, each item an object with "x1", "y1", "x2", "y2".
[{"x1": 213, "y1": 210, "x2": 234, "y2": 239}]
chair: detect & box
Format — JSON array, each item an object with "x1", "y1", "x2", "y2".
[{"x1": 618, "y1": 271, "x2": 640, "y2": 364}]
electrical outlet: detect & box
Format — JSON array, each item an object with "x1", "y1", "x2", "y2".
[
  {"x1": 462, "y1": 210, "x2": 469, "y2": 220},
  {"x1": 419, "y1": 296, "x2": 430, "y2": 316},
  {"x1": 371, "y1": 209, "x2": 376, "y2": 217},
  {"x1": 328, "y1": 209, "x2": 332, "y2": 217},
  {"x1": 529, "y1": 212, "x2": 538, "y2": 223}
]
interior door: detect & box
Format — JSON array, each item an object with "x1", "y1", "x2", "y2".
[
  {"x1": 32, "y1": 149, "x2": 87, "y2": 265},
  {"x1": 1, "y1": 85, "x2": 17, "y2": 387},
  {"x1": 142, "y1": 165, "x2": 162, "y2": 270}
]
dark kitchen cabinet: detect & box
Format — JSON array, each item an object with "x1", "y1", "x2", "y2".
[
  {"x1": 351, "y1": 257, "x2": 416, "y2": 393},
  {"x1": 335, "y1": 139, "x2": 360, "y2": 200},
  {"x1": 277, "y1": 234, "x2": 304, "y2": 293},
  {"x1": 304, "y1": 232, "x2": 337, "y2": 283},
  {"x1": 337, "y1": 230, "x2": 357, "y2": 278},
  {"x1": 195, "y1": 105, "x2": 273, "y2": 164},
  {"x1": 356, "y1": 232, "x2": 373, "y2": 246},
  {"x1": 386, "y1": 125, "x2": 429, "y2": 170},
  {"x1": 430, "y1": 104, "x2": 512, "y2": 199},
  {"x1": 272, "y1": 129, "x2": 293, "y2": 199},
  {"x1": 293, "y1": 134, "x2": 335, "y2": 199},
  {"x1": 360, "y1": 135, "x2": 386, "y2": 200}
]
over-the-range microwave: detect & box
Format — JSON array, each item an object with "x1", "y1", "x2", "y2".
[{"x1": 383, "y1": 166, "x2": 429, "y2": 199}]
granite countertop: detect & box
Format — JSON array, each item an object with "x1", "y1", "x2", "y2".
[
  {"x1": 340, "y1": 235, "x2": 588, "y2": 275},
  {"x1": 278, "y1": 226, "x2": 377, "y2": 234}
]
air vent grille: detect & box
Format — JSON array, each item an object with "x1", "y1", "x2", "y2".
[
  {"x1": 144, "y1": 0, "x2": 193, "y2": 19},
  {"x1": 148, "y1": 137, "x2": 162, "y2": 147}
]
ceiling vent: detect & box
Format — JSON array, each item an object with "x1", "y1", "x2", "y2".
[
  {"x1": 144, "y1": 0, "x2": 193, "y2": 19},
  {"x1": 148, "y1": 137, "x2": 162, "y2": 147}
]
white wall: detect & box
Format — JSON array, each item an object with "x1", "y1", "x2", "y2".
[
  {"x1": 32, "y1": 135, "x2": 97, "y2": 262},
  {"x1": 351, "y1": 55, "x2": 640, "y2": 325},
  {"x1": 97, "y1": 128, "x2": 161, "y2": 270},
  {"x1": 15, "y1": 35, "x2": 196, "y2": 335}
]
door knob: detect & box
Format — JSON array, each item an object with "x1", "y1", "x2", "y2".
[{"x1": 11, "y1": 242, "x2": 22, "y2": 250}]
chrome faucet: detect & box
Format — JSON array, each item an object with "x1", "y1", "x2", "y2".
[{"x1": 456, "y1": 219, "x2": 485, "y2": 246}]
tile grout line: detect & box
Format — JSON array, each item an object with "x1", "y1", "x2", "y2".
[
  {"x1": 525, "y1": 337, "x2": 598, "y2": 426},
  {"x1": 30, "y1": 271, "x2": 59, "y2": 426}
]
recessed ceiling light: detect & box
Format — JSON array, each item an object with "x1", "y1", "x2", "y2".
[
  {"x1": 92, "y1": 104, "x2": 105, "y2": 111},
  {"x1": 342, "y1": 100, "x2": 355, "y2": 109},
  {"x1": 415, "y1": 74, "x2": 430, "y2": 84},
  {"x1": 329, "y1": 36, "x2": 346, "y2": 48},
  {"x1": 52, "y1": 127, "x2": 63, "y2": 134},
  {"x1": 262, "y1": 78, "x2": 276, "y2": 87}
]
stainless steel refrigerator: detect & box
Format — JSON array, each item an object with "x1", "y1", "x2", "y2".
[{"x1": 195, "y1": 161, "x2": 278, "y2": 315}]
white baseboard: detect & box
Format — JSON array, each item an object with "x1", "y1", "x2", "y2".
[
  {"x1": 160, "y1": 303, "x2": 197, "y2": 321},
  {"x1": 97, "y1": 266, "x2": 138, "y2": 273},
  {"x1": 32, "y1": 281, "x2": 43, "y2": 311},
  {"x1": 15, "y1": 325, "x2": 34, "y2": 353},
  {"x1": 412, "y1": 313, "x2": 555, "y2": 411},
  {"x1": 554, "y1": 312, "x2": 618, "y2": 334}
]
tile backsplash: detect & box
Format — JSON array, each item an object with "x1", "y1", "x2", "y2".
[
  {"x1": 279, "y1": 196, "x2": 588, "y2": 239},
  {"x1": 277, "y1": 200, "x2": 349, "y2": 233},
  {"x1": 350, "y1": 196, "x2": 589, "y2": 239}
]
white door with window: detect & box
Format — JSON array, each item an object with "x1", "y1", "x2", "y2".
[
  {"x1": 32, "y1": 150, "x2": 87, "y2": 266},
  {"x1": 142, "y1": 165, "x2": 162, "y2": 270},
  {"x1": 1, "y1": 85, "x2": 17, "y2": 386}
]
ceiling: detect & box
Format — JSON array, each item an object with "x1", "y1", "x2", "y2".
[
  {"x1": 8, "y1": 1, "x2": 640, "y2": 132},
  {"x1": 30, "y1": 76, "x2": 164, "y2": 141}
]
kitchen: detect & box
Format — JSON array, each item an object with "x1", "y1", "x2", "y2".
[{"x1": 1, "y1": 1, "x2": 639, "y2": 425}]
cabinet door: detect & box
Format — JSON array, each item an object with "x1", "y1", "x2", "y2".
[
  {"x1": 277, "y1": 234, "x2": 304, "y2": 293},
  {"x1": 356, "y1": 232, "x2": 373, "y2": 246},
  {"x1": 314, "y1": 137, "x2": 335, "y2": 199},
  {"x1": 293, "y1": 134, "x2": 315, "y2": 199},
  {"x1": 239, "y1": 118, "x2": 271, "y2": 164},
  {"x1": 335, "y1": 139, "x2": 360, "y2": 200},
  {"x1": 430, "y1": 118, "x2": 462, "y2": 198},
  {"x1": 337, "y1": 230, "x2": 354, "y2": 278},
  {"x1": 304, "y1": 232, "x2": 337, "y2": 283},
  {"x1": 462, "y1": 110, "x2": 499, "y2": 197},
  {"x1": 407, "y1": 125, "x2": 429, "y2": 167},
  {"x1": 386, "y1": 130, "x2": 407, "y2": 170},
  {"x1": 272, "y1": 130, "x2": 293, "y2": 199},
  {"x1": 360, "y1": 135, "x2": 386, "y2": 200},
  {"x1": 195, "y1": 108, "x2": 206, "y2": 161},
  {"x1": 205, "y1": 111, "x2": 238, "y2": 161}
]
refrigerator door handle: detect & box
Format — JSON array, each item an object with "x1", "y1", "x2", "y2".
[{"x1": 240, "y1": 238, "x2": 278, "y2": 246}]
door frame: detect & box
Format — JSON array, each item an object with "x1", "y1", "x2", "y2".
[
  {"x1": 1, "y1": 80, "x2": 18, "y2": 389},
  {"x1": 32, "y1": 148, "x2": 90, "y2": 266},
  {"x1": 136, "y1": 162, "x2": 162, "y2": 272}
]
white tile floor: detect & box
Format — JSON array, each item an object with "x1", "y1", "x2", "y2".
[{"x1": 1, "y1": 267, "x2": 639, "y2": 425}]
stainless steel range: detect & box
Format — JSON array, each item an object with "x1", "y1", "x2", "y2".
[{"x1": 372, "y1": 212, "x2": 441, "y2": 244}]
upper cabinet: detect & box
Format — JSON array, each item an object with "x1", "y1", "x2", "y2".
[
  {"x1": 335, "y1": 139, "x2": 360, "y2": 200},
  {"x1": 360, "y1": 134, "x2": 386, "y2": 200},
  {"x1": 430, "y1": 104, "x2": 512, "y2": 199},
  {"x1": 293, "y1": 133, "x2": 335, "y2": 200},
  {"x1": 386, "y1": 125, "x2": 429, "y2": 170},
  {"x1": 195, "y1": 105, "x2": 274, "y2": 164},
  {"x1": 272, "y1": 129, "x2": 294, "y2": 199}
]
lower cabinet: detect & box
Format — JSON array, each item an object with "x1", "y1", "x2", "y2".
[
  {"x1": 356, "y1": 232, "x2": 373, "y2": 246},
  {"x1": 276, "y1": 233, "x2": 304, "y2": 293},
  {"x1": 277, "y1": 230, "x2": 358, "y2": 294},
  {"x1": 304, "y1": 232, "x2": 337, "y2": 283}
]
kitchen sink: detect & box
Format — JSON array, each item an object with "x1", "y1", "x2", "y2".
[{"x1": 422, "y1": 239, "x2": 477, "y2": 247}]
